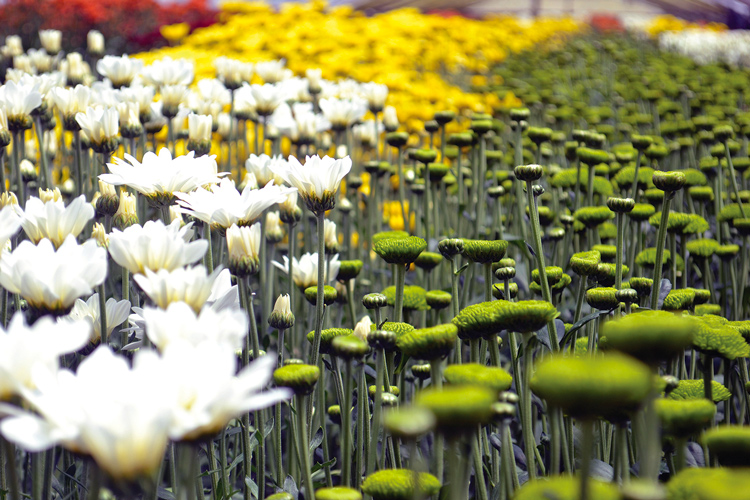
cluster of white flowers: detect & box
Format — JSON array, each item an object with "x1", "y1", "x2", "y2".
[{"x1": 659, "y1": 29, "x2": 750, "y2": 67}]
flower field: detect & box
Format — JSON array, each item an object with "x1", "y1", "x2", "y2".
[{"x1": 0, "y1": 2, "x2": 748, "y2": 500}]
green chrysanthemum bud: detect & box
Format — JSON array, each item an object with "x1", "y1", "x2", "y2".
[
  {"x1": 591, "y1": 244, "x2": 616, "y2": 262},
  {"x1": 416, "y1": 385, "x2": 496, "y2": 434},
  {"x1": 368, "y1": 329, "x2": 398, "y2": 352},
  {"x1": 447, "y1": 132, "x2": 473, "y2": 148},
  {"x1": 531, "y1": 266, "x2": 564, "y2": 285},
  {"x1": 306, "y1": 328, "x2": 352, "y2": 355},
  {"x1": 315, "y1": 487, "x2": 362, "y2": 500},
  {"x1": 601, "y1": 310, "x2": 696, "y2": 365},
  {"x1": 384, "y1": 406, "x2": 436, "y2": 440},
  {"x1": 627, "y1": 203, "x2": 656, "y2": 222},
  {"x1": 514, "y1": 164, "x2": 544, "y2": 182},
  {"x1": 686, "y1": 238, "x2": 719, "y2": 259},
  {"x1": 361, "y1": 469, "x2": 441, "y2": 500},
  {"x1": 509, "y1": 108, "x2": 530, "y2": 121},
  {"x1": 531, "y1": 353, "x2": 652, "y2": 420},
  {"x1": 437, "y1": 238, "x2": 464, "y2": 259},
  {"x1": 443, "y1": 363, "x2": 512, "y2": 393},
  {"x1": 628, "y1": 277, "x2": 653, "y2": 298},
  {"x1": 696, "y1": 304, "x2": 722, "y2": 316},
  {"x1": 396, "y1": 323, "x2": 457, "y2": 360},
  {"x1": 594, "y1": 263, "x2": 630, "y2": 287},
  {"x1": 577, "y1": 147, "x2": 610, "y2": 165},
  {"x1": 656, "y1": 399, "x2": 716, "y2": 438},
  {"x1": 382, "y1": 285, "x2": 429, "y2": 311},
  {"x1": 527, "y1": 126, "x2": 553, "y2": 144},
  {"x1": 337, "y1": 260, "x2": 363, "y2": 282},
  {"x1": 716, "y1": 244, "x2": 740, "y2": 260},
  {"x1": 648, "y1": 211, "x2": 691, "y2": 234},
  {"x1": 718, "y1": 203, "x2": 750, "y2": 222},
  {"x1": 690, "y1": 288, "x2": 711, "y2": 305},
  {"x1": 327, "y1": 405, "x2": 342, "y2": 425},
  {"x1": 652, "y1": 170, "x2": 686, "y2": 193},
  {"x1": 514, "y1": 475, "x2": 621, "y2": 500},
  {"x1": 414, "y1": 252, "x2": 442, "y2": 271},
  {"x1": 616, "y1": 288, "x2": 639, "y2": 304},
  {"x1": 374, "y1": 235, "x2": 426, "y2": 265},
  {"x1": 644, "y1": 143, "x2": 670, "y2": 161},
  {"x1": 681, "y1": 214, "x2": 710, "y2": 235},
  {"x1": 494, "y1": 266, "x2": 516, "y2": 281},
  {"x1": 273, "y1": 364, "x2": 320, "y2": 395},
  {"x1": 606, "y1": 196, "x2": 635, "y2": 213},
  {"x1": 507, "y1": 300, "x2": 559, "y2": 334},
  {"x1": 669, "y1": 379, "x2": 731, "y2": 403},
  {"x1": 471, "y1": 120, "x2": 493, "y2": 135},
  {"x1": 586, "y1": 287, "x2": 619, "y2": 310},
  {"x1": 531, "y1": 273, "x2": 571, "y2": 295},
  {"x1": 461, "y1": 239, "x2": 508, "y2": 264},
  {"x1": 644, "y1": 188, "x2": 665, "y2": 205},
  {"x1": 434, "y1": 110, "x2": 456, "y2": 125},
  {"x1": 570, "y1": 250, "x2": 601, "y2": 276},
  {"x1": 304, "y1": 285, "x2": 338, "y2": 306},
  {"x1": 693, "y1": 315, "x2": 750, "y2": 360},
  {"x1": 662, "y1": 289, "x2": 696, "y2": 311},
  {"x1": 631, "y1": 134, "x2": 654, "y2": 151},
  {"x1": 411, "y1": 363, "x2": 432, "y2": 381},
  {"x1": 363, "y1": 293, "x2": 388, "y2": 310},
  {"x1": 331, "y1": 335, "x2": 369, "y2": 360},
  {"x1": 425, "y1": 290, "x2": 451, "y2": 310},
  {"x1": 703, "y1": 426, "x2": 750, "y2": 467},
  {"x1": 412, "y1": 149, "x2": 437, "y2": 164},
  {"x1": 386, "y1": 132, "x2": 409, "y2": 148},
  {"x1": 689, "y1": 185, "x2": 714, "y2": 202},
  {"x1": 635, "y1": 247, "x2": 671, "y2": 268},
  {"x1": 424, "y1": 120, "x2": 439, "y2": 133},
  {"x1": 667, "y1": 468, "x2": 750, "y2": 500},
  {"x1": 574, "y1": 206, "x2": 614, "y2": 228},
  {"x1": 452, "y1": 300, "x2": 512, "y2": 340},
  {"x1": 373, "y1": 231, "x2": 409, "y2": 245},
  {"x1": 369, "y1": 386, "x2": 400, "y2": 398},
  {"x1": 427, "y1": 162, "x2": 450, "y2": 182},
  {"x1": 713, "y1": 124, "x2": 735, "y2": 141}
]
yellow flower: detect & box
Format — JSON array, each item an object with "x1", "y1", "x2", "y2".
[{"x1": 160, "y1": 23, "x2": 191, "y2": 44}]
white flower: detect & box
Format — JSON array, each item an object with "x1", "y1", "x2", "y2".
[
  {"x1": 0, "y1": 236, "x2": 107, "y2": 313},
  {"x1": 0, "y1": 79, "x2": 42, "y2": 122},
  {"x1": 60, "y1": 52, "x2": 89, "y2": 84},
  {"x1": 161, "y1": 84, "x2": 189, "y2": 109},
  {"x1": 270, "y1": 154, "x2": 351, "y2": 214},
  {"x1": 96, "y1": 55, "x2": 143, "y2": 88},
  {"x1": 353, "y1": 119, "x2": 381, "y2": 147},
  {"x1": 245, "y1": 154, "x2": 283, "y2": 186},
  {"x1": 233, "y1": 84, "x2": 257, "y2": 118},
  {"x1": 50, "y1": 85, "x2": 91, "y2": 121},
  {"x1": 116, "y1": 101, "x2": 141, "y2": 129},
  {"x1": 196, "y1": 78, "x2": 231, "y2": 107},
  {"x1": 273, "y1": 252, "x2": 340, "y2": 289},
  {"x1": 265, "y1": 211, "x2": 283, "y2": 242},
  {"x1": 324, "y1": 219, "x2": 338, "y2": 252},
  {"x1": 383, "y1": 105, "x2": 399, "y2": 130},
  {"x1": 160, "y1": 341, "x2": 291, "y2": 441},
  {"x1": 75, "y1": 106, "x2": 119, "y2": 148},
  {"x1": 188, "y1": 113, "x2": 212, "y2": 142},
  {"x1": 107, "y1": 219, "x2": 207, "y2": 275},
  {"x1": 353, "y1": 315, "x2": 373, "y2": 342},
  {"x1": 140, "y1": 301, "x2": 247, "y2": 352},
  {"x1": 250, "y1": 83, "x2": 284, "y2": 116},
  {"x1": 216, "y1": 112, "x2": 231, "y2": 138},
  {"x1": 38, "y1": 30, "x2": 61, "y2": 54},
  {"x1": 360, "y1": 82, "x2": 388, "y2": 111},
  {"x1": 2, "y1": 36, "x2": 23, "y2": 58},
  {"x1": 226, "y1": 223, "x2": 261, "y2": 276},
  {"x1": 305, "y1": 68, "x2": 323, "y2": 92},
  {"x1": 0, "y1": 313, "x2": 90, "y2": 400},
  {"x1": 87, "y1": 30, "x2": 104, "y2": 55},
  {"x1": 0, "y1": 206, "x2": 21, "y2": 251},
  {"x1": 174, "y1": 177, "x2": 295, "y2": 228},
  {"x1": 141, "y1": 57, "x2": 194, "y2": 87},
  {"x1": 21, "y1": 194, "x2": 95, "y2": 247},
  {"x1": 319, "y1": 97, "x2": 367, "y2": 129},
  {"x1": 133, "y1": 265, "x2": 223, "y2": 312},
  {"x1": 115, "y1": 84, "x2": 155, "y2": 117},
  {"x1": 254, "y1": 60, "x2": 291, "y2": 84},
  {"x1": 214, "y1": 56, "x2": 252, "y2": 87},
  {"x1": 69, "y1": 294, "x2": 131, "y2": 344},
  {"x1": 100, "y1": 148, "x2": 224, "y2": 202}
]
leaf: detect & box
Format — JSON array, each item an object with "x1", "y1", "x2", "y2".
[
  {"x1": 157, "y1": 487, "x2": 176, "y2": 500},
  {"x1": 560, "y1": 311, "x2": 605, "y2": 347},
  {"x1": 489, "y1": 433, "x2": 502, "y2": 452},
  {"x1": 283, "y1": 475, "x2": 299, "y2": 498},
  {"x1": 310, "y1": 458, "x2": 336, "y2": 474},
  {"x1": 309, "y1": 428, "x2": 324, "y2": 452},
  {"x1": 244, "y1": 477, "x2": 258, "y2": 499},
  {"x1": 264, "y1": 417, "x2": 275, "y2": 438},
  {"x1": 657, "y1": 278, "x2": 672, "y2": 310},
  {"x1": 589, "y1": 459, "x2": 614, "y2": 481},
  {"x1": 536, "y1": 319, "x2": 565, "y2": 351},
  {"x1": 455, "y1": 263, "x2": 470, "y2": 276},
  {"x1": 227, "y1": 453, "x2": 244, "y2": 474}
]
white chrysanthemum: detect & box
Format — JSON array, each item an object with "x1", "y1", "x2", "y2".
[
  {"x1": 115, "y1": 84, "x2": 155, "y2": 117},
  {"x1": 0, "y1": 206, "x2": 21, "y2": 251},
  {"x1": 254, "y1": 59, "x2": 291, "y2": 84},
  {"x1": 249, "y1": 83, "x2": 284, "y2": 116},
  {"x1": 160, "y1": 341, "x2": 291, "y2": 441},
  {"x1": 188, "y1": 113, "x2": 212, "y2": 142},
  {"x1": 269, "y1": 154, "x2": 351, "y2": 214},
  {"x1": 87, "y1": 30, "x2": 104, "y2": 55},
  {"x1": 140, "y1": 301, "x2": 247, "y2": 352},
  {"x1": 75, "y1": 106, "x2": 119, "y2": 148},
  {"x1": 214, "y1": 56, "x2": 253, "y2": 87},
  {"x1": 21, "y1": 194, "x2": 95, "y2": 248},
  {"x1": 141, "y1": 57, "x2": 194, "y2": 87},
  {"x1": 0, "y1": 313, "x2": 89, "y2": 400},
  {"x1": 96, "y1": 55, "x2": 143, "y2": 88},
  {"x1": 273, "y1": 252, "x2": 340, "y2": 289},
  {"x1": 0, "y1": 236, "x2": 107, "y2": 313},
  {"x1": 360, "y1": 82, "x2": 388, "y2": 111},
  {"x1": 0, "y1": 79, "x2": 42, "y2": 121},
  {"x1": 50, "y1": 85, "x2": 91, "y2": 122},
  {"x1": 133, "y1": 265, "x2": 222, "y2": 312},
  {"x1": 196, "y1": 78, "x2": 230, "y2": 107},
  {"x1": 107, "y1": 219, "x2": 207, "y2": 275},
  {"x1": 174, "y1": 177, "x2": 295, "y2": 228},
  {"x1": 245, "y1": 154, "x2": 285, "y2": 186},
  {"x1": 68, "y1": 294, "x2": 131, "y2": 344},
  {"x1": 353, "y1": 315, "x2": 373, "y2": 342},
  {"x1": 383, "y1": 105, "x2": 399, "y2": 129},
  {"x1": 38, "y1": 30, "x2": 61, "y2": 54},
  {"x1": 100, "y1": 148, "x2": 224, "y2": 203},
  {"x1": 319, "y1": 97, "x2": 367, "y2": 130}
]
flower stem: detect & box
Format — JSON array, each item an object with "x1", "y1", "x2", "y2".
[
  {"x1": 394, "y1": 263, "x2": 406, "y2": 323},
  {"x1": 367, "y1": 347, "x2": 385, "y2": 476},
  {"x1": 97, "y1": 284, "x2": 108, "y2": 347},
  {"x1": 649, "y1": 194, "x2": 673, "y2": 310},
  {"x1": 311, "y1": 212, "x2": 325, "y2": 368},
  {"x1": 34, "y1": 116, "x2": 49, "y2": 190},
  {"x1": 521, "y1": 333, "x2": 536, "y2": 480},
  {"x1": 397, "y1": 146, "x2": 408, "y2": 229},
  {"x1": 203, "y1": 221, "x2": 213, "y2": 274},
  {"x1": 579, "y1": 420, "x2": 594, "y2": 500},
  {"x1": 296, "y1": 394, "x2": 315, "y2": 500},
  {"x1": 724, "y1": 141, "x2": 747, "y2": 219},
  {"x1": 121, "y1": 268, "x2": 130, "y2": 349},
  {"x1": 12, "y1": 131, "x2": 24, "y2": 204},
  {"x1": 341, "y1": 359, "x2": 353, "y2": 486}
]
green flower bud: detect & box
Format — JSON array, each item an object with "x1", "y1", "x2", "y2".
[
  {"x1": 574, "y1": 206, "x2": 614, "y2": 228},
  {"x1": 315, "y1": 487, "x2": 361, "y2": 500},
  {"x1": 461, "y1": 239, "x2": 508, "y2": 264},
  {"x1": 514, "y1": 476, "x2": 620, "y2": 500},
  {"x1": 514, "y1": 164, "x2": 544, "y2": 182},
  {"x1": 652, "y1": 170, "x2": 686, "y2": 193},
  {"x1": 616, "y1": 288, "x2": 639, "y2": 304},
  {"x1": 662, "y1": 289, "x2": 696, "y2": 311},
  {"x1": 414, "y1": 252, "x2": 442, "y2": 271},
  {"x1": 368, "y1": 329, "x2": 398, "y2": 352},
  {"x1": 494, "y1": 266, "x2": 516, "y2": 280},
  {"x1": 424, "y1": 120, "x2": 439, "y2": 133},
  {"x1": 273, "y1": 364, "x2": 320, "y2": 395},
  {"x1": 306, "y1": 328, "x2": 352, "y2": 355},
  {"x1": 508, "y1": 300, "x2": 559, "y2": 334},
  {"x1": 527, "y1": 126, "x2": 553, "y2": 144},
  {"x1": 331, "y1": 335, "x2": 369, "y2": 360},
  {"x1": 606, "y1": 197, "x2": 635, "y2": 213},
  {"x1": 689, "y1": 185, "x2": 714, "y2": 202},
  {"x1": 570, "y1": 250, "x2": 601, "y2": 276},
  {"x1": 531, "y1": 353, "x2": 653, "y2": 420},
  {"x1": 509, "y1": 108, "x2": 530, "y2": 121},
  {"x1": 492, "y1": 282, "x2": 518, "y2": 300},
  {"x1": 368, "y1": 385, "x2": 400, "y2": 398},
  {"x1": 361, "y1": 469, "x2": 441, "y2": 500},
  {"x1": 628, "y1": 277, "x2": 653, "y2": 299},
  {"x1": 363, "y1": 293, "x2": 388, "y2": 310},
  {"x1": 447, "y1": 132, "x2": 473, "y2": 148},
  {"x1": 693, "y1": 315, "x2": 750, "y2": 360},
  {"x1": 628, "y1": 203, "x2": 657, "y2": 222},
  {"x1": 716, "y1": 244, "x2": 740, "y2": 260},
  {"x1": 412, "y1": 149, "x2": 437, "y2": 164},
  {"x1": 656, "y1": 399, "x2": 715, "y2": 438},
  {"x1": 337, "y1": 260, "x2": 363, "y2": 282},
  {"x1": 594, "y1": 263, "x2": 630, "y2": 287},
  {"x1": 718, "y1": 203, "x2": 750, "y2": 222},
  {"x1": 372, "y1": 321, "x2": 415, "y2": 341},
  {"x1": 434, "y1": 110, "x2": 456, "y2": 125},
  {"x1": 425, "y1": 290, "x2": 451, "y2": 310},
  {"x1": 396, "y1": 323, "x2": 457, "y2": 360},
  {"x1": 669, "y1": 379, "x2": 731, "y2": 403},
  {"x1": 635, "y1": 247, "x2": 671, "y2": 268},
  {"x1": 416, "y1": 385, "x2": 496, "y2": 434},
  {"x1": 452, "y1": 300, "x2": 512, "y2": 340},
  {"x1": 265, "y1": 493, "x2": 295, "y2": 500},
  {"x1": 437, "y1": 238, "x2": 464, "y2": 258},
  {"x1": 686, "y1": 238, "x2": 719, "y2": 259},
  {"x1": 703, "y1": 426, "x2": 750, "y2": 467},
  {"x1": 374, "y1": 236, "x2": 426, "y2": 265},
  {"x1": 601, "y1": 310, "x2": 696, "y2": 365},
  {"x1": 591, "y1": 244, "x2": 616, "y2": 262},
  {"x1": 304, "y1": 285, "x2": 338, "y2": 306},
  {"x1": 382, "y1": 285, "x2": 429, "y2": 311},
  {"x1": 386, "y1": 132, "x2": 409, "y2": 148},
  {"x1": 586, "y1": 287, "x2": 619, "y2": 310},
  {"x1": 531, "y1": 266, "x2": 564, "y2": 285},
  {"x1": 411, "y1": 363, "x2": 431, "y2": 380},
  {"x1": 444, "y1": 363, "x2": 512, "y2": 394},
  {"x1": 327, "y1": 405, "x2": 342, "y2": 425},
  {"x1": 713, "y1": 124, "x2": 735, "y2": 141},
  {"x1": 471, "y1": 120, "x2": 494, "y2": 135},
  {"x1": 667, "y1": 468, "x2": 750, "y2": 500},
  {"x1": 577, "y1": 147, "x2": 610, "y2": 165},
  {"x1": 427, "y1": 162, "x2": 450, "y2": 181},
  {"x1": 384, "y1": 406, "x2": 436, "y2": 440}
]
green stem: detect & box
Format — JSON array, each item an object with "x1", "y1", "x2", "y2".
[
  {"x1": 579, "y1": 420, "x2": 594, "y2": 500},
  {"x1": 34, "y1": 116, "x2": 49, "y2": 190},
  {"x1": 367, "y1": 348, "x2": 385, "y2": 475},
  {"x1": 703, "y1": 354, "x2": 714, "y2": 403},
  {"x1": 97, "y1": 284, "x2": 108, "y2": 347},
  {"x1": 630, "y1": 151, "x2": 643, "y2": 199},
  {"x1": 311, "y1": 213, "x2": 326, "y2": 368},
  {"x1": 296, "y1": 394, "x2": 315, "y2": 500},
  {"x1": 394, "y1": 263, "x2": 406, "y2": 323},
  {"x1": 472, "y1": 429, "x2": 488, "y2": 500},
  {"x1": 521, "y1": 333, "x2": 536, "y2": 480},
  {"x1": 342, "y1": 359, "x2": 353, "y2": 486},
  {"x1": 85, "y1": 461, "x2": 101, "y2": 500},
  {"x1": 724, "y1": 141, "x2": 747, "y2": 219},
  {"x1": 397, "y1": 146, "x2": 408, "y2": 229},
  {"x1": 204, "y1": 221, "x2": 214, "y2": 274},
  {"x1": 2, "y1": 438, "x2": 18, "y2": 500},
  {"x1": 650, "y1": 194, "x2": 673, "y2": 310},
  {"x1": 430, "y1": 361, "x2": 444, "y2": 481}
]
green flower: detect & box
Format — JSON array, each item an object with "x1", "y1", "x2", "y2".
[
  {"x1": 574, "y1": 206, "x2": 614, "y2": 228},
  {"x1": 703, "y1": 426, "x2": 750, "y2": 467},
  {"x1": 729, "y1": 320, "x2": 750, "y2": 342},
  {"x1": 594, "y1": 263, "x2": 630, "y2": 287},
  {"x1": 530, "y1": 273, "x2": 571, "y2": 295},
  {"x1": 452, "y1": 300, "x2": 512, "y2": 339},
  {"x1": 689, "y1": 185, "x2": 714, "y2": 202},
  {"x1": 530, "y1": 353, "x2": 652, "y2": 420},
  {"x1": 693, "y1": 315, "x2": 750, "y2": 360},
  {"x1": 613, "y1": 166, "x2": 655, "y2": 190},
  {"x1": 591, "y1": 244, "x2": 616, "y2": 262},
  {"x1": 461, "y1": 239, "x2": 508, "y2": 264},
  {"x1": 652, "y1": 170, "x2": 686, "y2": 192},
  {"x1": 570, "y1": 250, "x2": 601, "y2": 276},
  {"x1": 667, "y1": 467, "x2": 750, "y2": 500},
  {"x1": 669, "y1": 379, "x2": 731, "y2": 403},
  {"x1": 585, "y1": 287, "x2": 619, "y2": 310},
  {"x1": 306, "y1": 328, "x2": 353, "y2": 354},
  {"x1": 396, "y1": 323, "x2": 457, "y2": 360},
  {"x1": 382, "y1": 285, "x2": 429, "y2": 311},
  {"x1": 304, "y1": 285, "x2": 338, "y2": 306},
  {"x1": 506, "y1": 300, "x2": 559, "y2": 334},
  {"x1": 718, "y1": 203, "x2": 750, "y2": 222},
  {"x1": 627, "y1": 203, "x2": 656, "y2": 221},
  {"x1": 662, "y1": 288, "x2": 696, "y2": 311},
  {"x1": 531, "y1": 266, "x2": 564, "y2": 285},
  {"x1": 374, "y1": 235, "x2": 427, "y2": 265},
  {"x1": 414, "y1": 252, "x2": 442, "y2": 271},
  {"x1": 576, "y1": 147, "x2": 611, "y2": 165},
  {"x1": 690, "y1": 288, "x2": 712, "y2": 305},
  {"x1": 337, "y1": 260, "x2": 363, "y2": 282},
  {"x1": 416, "y1": 385, "x2": 496, "y2": 434},
  {"x1": 443, "y1": 363, "x2": 512, "y2": 393},
  {"x1": 716, "y1": 244, "x2": 740, "y2": 260},
  {"x1": 635, "y1": 247, "x2": 671, "y2": 268},
  {"x1": 655, "y1": 399, "x2": 716, "y2": 437},
  {"x1": 513, "y1": 476, "x2": 621, "y2": 500},
  {"x1": 315, "y1": 487, "x2": 362, "y2": 500},
  {"x1": 372, "y1": 321, "x2": 415, "y2": 340},
  {"x1": 648, "y1": 211, "x2": 691, "y2": 233},
  {"x1": 372, "y1": 230, "x2": 409, "y2": 245},
  {"x1": 686, "y1": 238, "x2": 719, "y2": 259},
  {"x1": 598, "y1": 222, "x2": 617, "y2": 240},
  {"x1": 600, "y1": 310, "x2": 695, "y2": 365},
  {"x1": 425, "y1": 290, "x2": 451, "y2": 310},
  {"x1": 683, "y1": 168, "x2": 708, "y2": 187},
  {"x1": 696, "y1": 304, "x2": 722, "y2": 316},
  {"x1": 383, "y1": 406, "x2": 436, "y2": 440},
  {"x1": 265, "y1": 494, "x2": 295, "y2": 500},
  {"x1": 273, "y1": 364, "x2": 320, "y2": 395},
  {"x1": 361, "y1": 469, "x2": 441, "y2": 500},
  {"x1": 331, "y1": 335, "x2": 369, "y2": 360},
  {"x1": 682, "y1": 214, "x2": 710, "y2": 235}
]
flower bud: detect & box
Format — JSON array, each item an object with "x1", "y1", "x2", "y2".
[
  {"x1": 437, "y1": 238, "x2": 464, "y2": 258},
  {"x1": 273, "y1": 364, "x2": 319, "y2": 396},
  {"x1": 227, "y1": 223, "x2": 261, "y2": 278},
  {"x1": 96, "y1": 180, "x2": 119, "y2": 217},
  {"x1": 362, "y1": 292, "x2": 388, "y2": 310},
  {"x1": 514, "y1": 164, "x2": 543, "y2": 182},
  {"x1": 385, "y1": 132, "x2": 409, "y2": 148},
  {"x1": 606, "y1": 196, "x2": 635, "y2": 213},
  {"x1": 384, "y1": 406, "x2": 435, "y2": 440},
  {"x1": 368, "y1": 329, "x2": 398, "y2": 352},
  {"x1": 92, "y1": 222, "x2": 109, "y2": 248},
  {"x1": 112, "y1": 191, "x2": 138, "y2": 230},
  {"x1": 509, "y1": 108, "x2": 530, "y2": 121},
  {"x1": 652, "y1": 171, "x2": 685, "y2": 193},
  {"x1": 425, "y1": 290, "x2": 451, "y2": 310},
  {"x1": 268, "y1": 294, "x2": 294, "y2": 330},
  {"x1": 352, "y1": 315, "x2": 373, "y2": 342},
  {"x1": 433, "y1": 110, "x2": 455, "y2": 125},
  {"x1": 332, "y1": 334, "x2": 369, "y2": 360},
  {"x1": 411, "y1": 363, "x2": 431, "y2": 380},
  {"x1": 373, "y1": 235, "x2": 426, "y2": 265}
]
